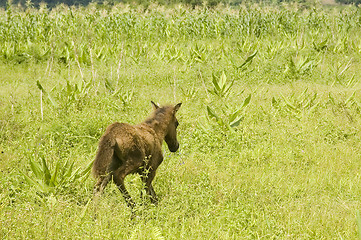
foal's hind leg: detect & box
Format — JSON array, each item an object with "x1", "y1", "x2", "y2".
[
  {"x1": 114, "y1": 178, "x2": 135, "y2": 208},
  {"x1": 93, "y1": 156, "x2": 120, "y2": 197},
  {"x1": 93, "y1": 174, "x2": 112, "y2": 197},
  {"x1": 112, "y1": 164, "x2": 140, "y2": 209},
  {"x1": 92, "y1": 174, "x2": 112, "y2": 220}
]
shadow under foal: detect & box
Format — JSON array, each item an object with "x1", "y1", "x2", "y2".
[{"x1": 92, "y1": 101, "x2": 182, "y2": 208}]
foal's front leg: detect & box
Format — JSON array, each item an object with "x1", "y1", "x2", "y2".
[{"x1": 141, "y1": 169, "x2": 158, "y2": 205}]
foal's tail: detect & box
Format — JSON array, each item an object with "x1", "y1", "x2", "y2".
[{"x1": 92, "y1": 135, "x2": 116, "y2": 178}]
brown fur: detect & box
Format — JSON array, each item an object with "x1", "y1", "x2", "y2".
[{"x1": 92, "y1": 101, "x2": 182, "y2": 208}]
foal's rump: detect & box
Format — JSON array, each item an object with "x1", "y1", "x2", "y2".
[
  {"x1": 92, "y1": 122, "x2": 146, "y2": 178},
  {"x1": 92, "y1": 133, "x2": 115, "y2": 177}
]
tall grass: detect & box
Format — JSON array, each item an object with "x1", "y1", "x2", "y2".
[
  {"x1": 1, "y1": 2, "x2": 361, "y2": 239},
  {"x1": 0, "y1": 3, "x2": 360, "y2": 80}
]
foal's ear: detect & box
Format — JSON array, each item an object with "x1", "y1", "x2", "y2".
[
  {"x1": 151, "y1": 101, "x2": 159, "y2": 109},
  {"x1": 174, "y1": 103, "x2": 182, "y2": 113}
]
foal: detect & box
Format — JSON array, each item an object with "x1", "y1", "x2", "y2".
[{"x1": 92, "y1": 101, "x2": 182, "y2": 208}]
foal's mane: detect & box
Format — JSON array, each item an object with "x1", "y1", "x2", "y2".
[{"x1": 144, "y1": 105, "x2": 173, "y2": 126}]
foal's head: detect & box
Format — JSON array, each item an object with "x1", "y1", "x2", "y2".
[{"x1": 151, "y1": 101, "x2": 182, "y2": 152}]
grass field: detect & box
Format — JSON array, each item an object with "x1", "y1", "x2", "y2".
[{"x1": 1, "y1": 2, "x2": 361, "y2": 239}]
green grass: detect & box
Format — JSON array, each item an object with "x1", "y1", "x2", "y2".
[{"x1": 1, "y1": 2, "x2": 361, "y2": 239}]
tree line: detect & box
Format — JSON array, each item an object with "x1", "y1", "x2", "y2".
[{"x1": 1, "y1": 0, "x2": 359, "y2": 10}]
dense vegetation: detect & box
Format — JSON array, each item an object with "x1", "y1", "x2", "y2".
[
  {"x1": 336, "y1": 0, "x2": 361, "y2": 6},
  {"x1": 1, "y1": 2, "x2": 361, "y2": 239},
  {"x1": 4, "y1": 0, "x2": 226, "y2": 9},
  {"x1": 4, "y1": 0, "x2": 361, "y2": 9}
]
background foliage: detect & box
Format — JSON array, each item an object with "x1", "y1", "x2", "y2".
[
  {"x1": 3, "y1": 0, "x2": 361, "y2": 9},
  {"x1": 1, "y1": 1, "x2": 361, "y2": 239}
]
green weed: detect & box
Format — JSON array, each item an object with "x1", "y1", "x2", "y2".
[
  {"x1": 1, "y1": 2, "x2": 361, "y2": 239},
  {"x1": 20, "y1": 155, "x2": 92, "y2": 196}
]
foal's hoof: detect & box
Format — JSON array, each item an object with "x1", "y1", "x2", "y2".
[
  {"x1": 151, "y1": 199, "x2": 159, "y2": 206},
  {"x1": 130, "y1": 211, "x2": 137, "y2": 220}
]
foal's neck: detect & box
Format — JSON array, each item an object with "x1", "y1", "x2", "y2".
[{"x1": 142, "y1": 117, "x2": 170, "y2": 140}]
